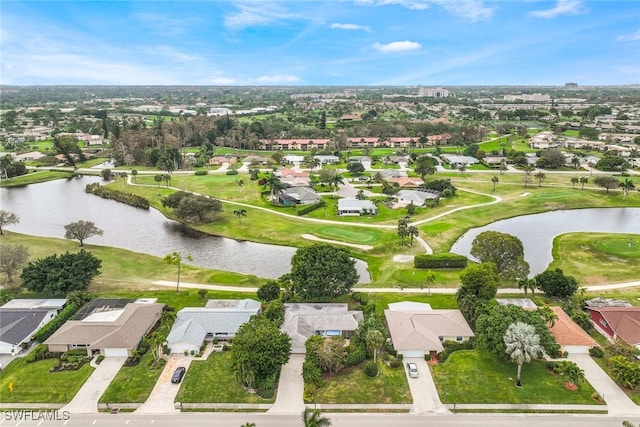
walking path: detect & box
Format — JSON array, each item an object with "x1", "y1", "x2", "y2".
[
  {"x1": 61, "y1": 357, "x2": 126, "y2": 414},
  {"x1": 301, "y1": 234, "x2": 374, "y2": 250}
]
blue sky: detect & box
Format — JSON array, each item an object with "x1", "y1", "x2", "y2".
[{"x1": 1, "y1": 0, "x2": 639, "y2": 86}]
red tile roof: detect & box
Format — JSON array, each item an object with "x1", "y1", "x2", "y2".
[
  {"x1": 547, "y1": 306, "x2": 597, "y2": 347},
  {"x1": 590, "y1": 307, "x2": 640, "y2": 345}
]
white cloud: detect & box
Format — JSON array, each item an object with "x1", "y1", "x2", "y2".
[
  {"x1": 433, "y1": 0, "x2": 494, "y2": 22},
  {"x1": 372, "y1": 40, "x2": 422, "y2": 53},
  {"x1": 224, "y1": 2, "x2": 300, "y2": 30},
  {"x1": 617, "y1": 29, "x2": 640, "y2": 42},
  {"x1": 355, "y1": 0, "x2": 430, "y2": 10},
  {"x1": 255, "y1": 74, "x2": 302, "y2": 83},
  {"x1": 530, "y1": 0, "x2": 584, "y2": 19},
  {"x1": 331, "y1": 23, "x2": 371, "y2": 32}
]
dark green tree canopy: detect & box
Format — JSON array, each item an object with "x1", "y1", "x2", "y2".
[
  {"x1": 21, "y1": 250, "x2": 102, "y2": 296},
  {"x1": 64, "y1": 220, "x2": 103, "y2": 246},
  {"x1": 593, "y1": 176, "x2": 621, "y2": 193},
  {"x1": 231, "y1": 316, "x2": 291, "y2": 385},
  {"x1": 470, "y1": 231, "x2": 530, "y2": 280},
  {"x1": 290, "y1": 244, "x2": 358, "y2": 302},
  {"x1": 456, "y1": 262, "x2": 500, "y2": 327},
  {"x1": 163, "y1": 191, "x2": 222, "y2": 222},
  {"x1": 534, "y1": 268, "x2": 579, "y2": 298},
  {"x1": 257, "y1": 281, "x2": 281, "y2": 302},
  {"x1": 476, "y1": 304, "x2": 560, "y2": 357}
]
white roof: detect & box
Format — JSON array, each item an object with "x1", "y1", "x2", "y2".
[
  {"x1": 1, "y1": 299, "x2": 66, "y2": 310},
  {"x1": 338, "y1": 198, "x2": 376, "y2": 210}
]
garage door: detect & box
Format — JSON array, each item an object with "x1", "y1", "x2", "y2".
[
  {"x1": 104, "y1": 348, "x2": 128, "y2": 357},
  {"x1": 402, "y1": 350, "x2": 425, "y2": 358}
]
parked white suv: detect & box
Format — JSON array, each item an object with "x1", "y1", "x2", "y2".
[{"x1": 407, "y1": 362, "x2": 419, "y2": 378}]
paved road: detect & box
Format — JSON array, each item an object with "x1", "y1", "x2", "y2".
[
  {"x1": 0, "y1": 412, "x2": 633, "y2": 427},
  {"x1": 268, "y1": 354, "x2": 305, "y2": 414},
  {"x1": 61, "y1": 357, "x2": 126, "y2": 414}
]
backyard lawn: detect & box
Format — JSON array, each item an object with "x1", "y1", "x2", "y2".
[
  {"x1": 431, "y1": 350, "x2": 602, "y2": 405},
  {"x1": 0, "y1": 357, "x2": 94, "y2": 403},
  {"x1": 313, "y1": 362, "x2": 411, "y2": 404},
  {"x1": 175, "y1": 351, "x2": 274, "y2": 403}
]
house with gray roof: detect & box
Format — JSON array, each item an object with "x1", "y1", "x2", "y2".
[
  {"x1": 279, "y1": 186, "x2": 321, "y2": 205},
  {"x1": 166, "y1": 299, "x2": 261, "y2": 354},
  {"x1": 0, "y1": 299, "x2": 67, "y2": 355},
  {"x1": 376, "y1": 169, "x2": 408, "y2": 180},
  {"x1": 385, "y1": 301, "x2": 474, "y2": 358},
  {"x1": 313, "y1": 155, "x2": 339, "y2": 165},
  {"x1": 439, "y1": 154, "x2": 479, "y2": 168},
  {"x1": 337, "y1": 198, "x2": 377, "y2": 216},
  {"x1": 45, "y1": 300, "x2": 163, "y2": 357},
  {"x1": 282, "y1": 303, "x2": 363, "y2": 353},
  {"x1": 394, "y1": 189, "x2": 440, "y2": 206},
  {"x1": 348, "y1": 156, "x2": 372, "y2": 164}
]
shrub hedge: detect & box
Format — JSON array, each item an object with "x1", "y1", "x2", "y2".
[
  {"x1": 414, "y1": 253, "x2": 468, "y2": 269},
  {"x1": 33, "y1": 303, "x2": 81, "y2": 343},
  {"x1": 85, "y1": 183, "x2": 150, "y2": 209},
  {"x1": 297, "y1": 200, "x2": 326, "y2": 216}
]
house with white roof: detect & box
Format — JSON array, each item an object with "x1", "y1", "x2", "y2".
[
  {"x1": 337, "y1": 198, "x2": 377, "y2": 216},
  {"x1": 313, "y1": 155, "x2": 339, "y2": 165},
  {"x1": 166, "y1": 299, "x2": 261, "y2": 354},
  {"x1": 394, "y1": 190, "x2": 440, "y2": 207},
  {"x1": 0, "y1": 299, "x2": 67, "y2": 354}
]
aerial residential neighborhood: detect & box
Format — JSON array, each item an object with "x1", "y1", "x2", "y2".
[{"x1": 1, "y1": 1, "x2": 640, "y2": 426}]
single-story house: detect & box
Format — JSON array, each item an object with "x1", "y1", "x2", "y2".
[
  {"x1": 439, "y1": 154, "x2": 479, "y2": 168},
  {"x1": 45, "y1": 299, "x2": 164, "y2": 357},
  {"x1": 348, "y1": 156, "x2": 372, "y2": 164},
  {"x1": 376, "y1": 169, "x2": 407, "y2": 180},
  {"x1": 209, "y1": 156, "x2": 237, "y2": 166},
  {"x1": 337, "y1": 198, "x2": 377, "y2": 216},
  {"x1": 385, "y1": 155, "x2": 410, "y2": 164},
  {"x1": 547, "y1": 307, "x2": 598, "y2": 354},
  {"x1": 585, "y1": 297, "x2": 632, "y2": 309},
  {"x1": 243, "y1": 155, "x2": 271, "y2": 165},
  {"x1": 313, "y1": 155, "x2": 339, "y2": 165},
  {"x1": 482, "y1": 156, "x2": 507, "y2": 168},
  {"x1": 0, "y1": 299, "x2": 67, "y2": 355},
  {"x1": 386, "y1": 177, "x2": 424, "y2": 187},
  {"x1": 284, "y1": 155, "x2": 305, "y2": 164},
  {"x1": 587, "y1": 306, "x2": 640, "y2": 347},
  {"x1": 279, "y1": 186, "x2": 321, "y2": 205},
  {"x1": 14, "y1": 151, "x2": 47, "y2": 162},
  {"x1": 282, "y1": 303, "x2": 363, "y2": 353},
  {"x1": 529, "y1": 131, "x2": 558, "y2": 149},
  {"x1": 278, "y1": 168, "x2": 312, "y2": 187},
  {"x1": 394, "y1": 189, "x2": 440, "y2": 207},
  {"x1": 166, "y1": 299, "x2": 261, "y2": 354},
  {"x1": 385, "y1": 301, "x2": 474, "y2": 358}
]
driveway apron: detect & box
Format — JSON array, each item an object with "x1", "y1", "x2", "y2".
[
  {"x1": 62, "y1": 357, "x2": 127, "y2": 414},
  {"x1": 267, "y1": 354, "x2": 305, "y2": 415},
  {"x1": 403, "y1": 357, "x2": 448, "y2": 414},
  {"x1": 136, "y1": 354, "x2": 193, "y2": 414}
]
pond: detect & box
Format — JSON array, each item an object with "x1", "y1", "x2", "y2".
[
  {"x1": 450, "y1": 207, "x2": 640, "y2": 276},
  {"x1": 0, "y1": 176, "x2": 371, "y2": 282}
]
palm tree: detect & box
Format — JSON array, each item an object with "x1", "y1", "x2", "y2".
[
  {"x1": 620, "y1": 178, "x2": 636, "y2": 201},
  {"x1": 163, "y1": 251, "x2": 192, "y2": 292},
  {"x1": 562, "y1": 361, "x2": 585, "y2": 388},
  {"x1": 365, "y1": 329, "x2": 385, "y2": 362},
  {"x1": 329, "y1": 173, "x2": 345, "y2": 196},
  {"x1": 241, "y1": 423, "x2": 256, "y2": 427},
  {"x1": 397, "y1": 218, "x2": 409, "y2": 246},
  {"x1": 119, "y1": 172, "x2": 128, "y2": 186},
  {"x1": 571, "y1": 177, "x2": 579, "y2": 188},
  {"x1": 517, "y1": 278, "x2": 537, "y2": 298},
  {"x1": 263, "y1": 173, "x2": 285, "y2": 202},
  {"x1": 425, "y1": 269, "x2": 436, "y2": 294},
  {"x1": 579, "y1": 176, "x2": 588, "y2": 190},
  {"x1": 535, "y1": 171, "x2": 546, "y2": 187},
  {"x1": 237, "y1": 179, "x2": 245, "y2": 191},
  {"x1": 131, "y1": 169, "x2": 138, "y2": 183},
  {"x1": 233, "y1": 208, "x2": 247, "y2": 224},
  {"x1": 538, "y1": 306, "x2": 558, "y2": 328},
  {"x1": 503, "y1": 322, "x2": 543, "y2": 387},
  {"x1": 163, "y1": 173, "x2": 171, "y2": 188},
  {"x1": 522, "y1": 165, "x2": 533, "y2": 188},
  {"x1": 302, "y1": 408, "x2": 331, "y2": 427},
  {"x1": 491, "y1": 175, "x2": 499, "y2": 191},
  {"x1": 148, "y1": 330, "x2": 164, "y2": 364},
  {"x1": 407, "y1": 225, "x2": 419, "y2": 245},
  {"x1": 154, "y1": 174, "x2": 163, "y2": 187}
]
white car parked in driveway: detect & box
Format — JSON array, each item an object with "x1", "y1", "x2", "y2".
[{"x1": 407, "y1": 362, "x2": 419, "y2": 378}]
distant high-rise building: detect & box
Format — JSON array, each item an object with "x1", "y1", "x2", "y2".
[
  {"x1": 418, "y1": 87, "x2": 450, "y2": 97},
  {"x1": 565, "y1": 83, "x2": 579, "y2": 89}
]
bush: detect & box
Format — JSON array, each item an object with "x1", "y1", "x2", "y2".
[
  {"x1": 589, "y1": 346, "x2": 605, "y2": 358},
  {"x1": 363, "y1": 361, "x2": 379, "y2": 377},
  {"x1": 85, "y1": 183, "x2": 150, "y2": 209},
  {"x1": 437, "y1": 339, "x2": 475, "y2": 362},
  {"x1": 33, "y1": 303, "x2": 82, "y2": 342},
  {"x1": 194, "y1": 170, "x2": 208, "y2": 176},
  {"x1": 344, "y1": 345, "x2": 366, "y2": 367},
  {"x1": 414, "y1": 253, "x2": 468, "y2": 269},
  {"x1": 96, "y1": 355, "x2": 104, "y2": 365},
  {"x1": 302, "y1": 360, "x2": 323, "y2": 387},
  {"x1": 297, "y1": 200, "x2": 326, "y2": 216},
  {"x1": 389, "y1": 359, "x2": 403, "y2": 369},
  {"x1": 225, "y1": 170, "x2": 239, "y2": 175}
]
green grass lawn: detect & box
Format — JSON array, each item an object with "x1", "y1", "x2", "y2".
[
  {"x1": 0, "y1": 358, "x2": 94, "y2": 403},
  {"x1": 549, "y1": 233, "x2": 640, "y2": 285},
  {"x1": 431, "y1": 350, "x2": 601, "y2": 405},
  {"x1": 176, "y1": 351, "x2": 274, "y2": 403},
  {"x1": 0, "y1": 170, "x2": 74, "y2": 187},
  {"x1": 313, "y1": 362, "x2": 411, "y2": 404},
  {"x1": 99, "y1": 351, "x2": 164, "y2": 403}
]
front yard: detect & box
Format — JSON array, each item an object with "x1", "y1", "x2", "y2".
[
  {"x1": 431, "y1": 350, "x2": 602, "y2": 405},
  {"x1": 176, "y1": 351, "x2": 275, "y2": 403},
  {"x1": 0, "y1": 357, "x2": 94, "y2": 403},
  {"x1": 313, "y1": 362, "x2": 411, "y2": 404},
  {"x1": 99, "y1": 349, "x2": 165, "y2": 403}
]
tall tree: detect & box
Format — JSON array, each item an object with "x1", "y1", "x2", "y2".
[
  {"x1": 233, "y1": 208, "x2": 247, "y2": 224},
  {"x1": 64, "y1": 220, "x2": 104, "y2": 246},
  {"x1": 21, "y1": 250, "x2": 101, "y2": 295},
  {"x1": 570, "y1": 177, "x2": 579, "y2": 188},
  {"x1": 0, "y1": 244, "x2": 30, "y2": 283},
  {"x1": 365, "y1": 329, "x2": 385, "y2": 363},
  {"x1": 263, "y1": 173, "x2": 286, "y2": 201},
  {"x1": 407, "y1": 225, "x2": 419, "y2": 246},
  {"x1": 470, "y1": 231, "x2": 530, "y2": 280},
  {"x1": 491, "y1": 175, "x2": 499, "y2": 191},
  {"x1": 534, "y1": 268, "x2": 579, "y2": 298},
  {"x1": 579, "y1": 176, "x2": 588, "y2": 190},
  {"x1": 414, "y1": 156, "x2": 437, "y2": 179},
  {"x1": 517, "y1": 277, "x2": 537, "y2": 298},
  {"x1": 456, "y1": 262, "x2": 499, "y2": 326},
  {"x1": 593, "y1": 176, "x2": 620, "y2": 193},
  {"x1": 534, "y1": 171, "x2": 546, "y2": 187},
  {"x1": 164, "y1": 251, "x2": 192, "y2": 292},
  {"x1": 302, "y1": 408, "x2": 331, "y2": 427},
  {"x1": 0, "y1": 210, "x2": 19, "y2": 236},
  {"x1": 620, "y1": 179, "x2": 636, "y2": 201},
  {"x1": 289, "y1": 244, "x2": 358, "y2": 302},
  {"x1": 503, "y1": 322, "x2": 543, "y2": 387}
]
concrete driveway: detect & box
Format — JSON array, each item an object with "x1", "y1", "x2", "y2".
[
  {"x1": 267, "y1": 354, "x2": 304, "y2": 415},
  {"x1": 136, "y1": 354, "x2": 192, "y2": 414},
  {"x1": 403, "y1": 357, "x2": 448, "y2": 414},
  {"x1": 62, "y1": 357, "x2": 127, "y2": 414}
]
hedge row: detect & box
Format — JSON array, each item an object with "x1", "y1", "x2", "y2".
[
  {"x1": 85, "y1": 183, "x2": 150, "y2": 209},
  {"x1": 297, "y1": 200, "x2": 326, "y2": 216},
  {"x1": 414, "y1": 253, "x2": 468, "y2": 269},
  {"x1": 33, "y1": 303, "x2": 81, "y2": 342}
]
